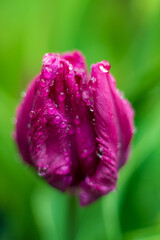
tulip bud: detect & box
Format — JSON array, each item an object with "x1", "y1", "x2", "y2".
[{"x1": 15, "y1": 51, "x2": 134, "y2": 206}]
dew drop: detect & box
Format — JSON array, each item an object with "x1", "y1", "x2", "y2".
[
  {"x1": 66, "y1": 88, "x2": 69, "y2": 93},
  {"x1": 89, "y1": 106, "x2": 94, "y2": 112},
  {"x1": 48, "y1": 107, "x2": 54, "y2": 114},
  {"x1": 60, "y1": 121, "x2": 67, "y2": 128},
  {"x1": 101, "y1": 61, "x2": 111, "y2": 71},
  {"x1": 120, "y1": 91, "x2": 124, "y2": 99},
  {"x1": 38, "y1": 165, "x2": 48, "y2": 177},
  {"x1": 86, "y1": 99, "x2": 92, "y2": 106},
  {"x1": 65, "y1": 157, "x2": 70, "y2": 162},
  {"x1": 44, "y1": 89, "x2": 49, "y2": 97},
  {"x1": 69, "y1": 64, "x2": 73, "y2": 70},
  {"x1": 99, "y1": 146, "x2": 104, "y2": 153},
  {"x1": 90, "y1": 77, "x2": 97, "y2": 90},
  {"x1": 67, "y1": 124, "x2": 74, "y2": 135},
  {"x1": 43, "y1": 67, "x2": 52, "y2": 79},
  {"x1": 29, "y1": 110, "x2": 36, "y2": 119},
  {"x1": 96, "y1": 147, "x2": 103, "y2": 159},
  {"x1": 91, "y1": 77, "x2": 96, "y2": 83},
  {"x1": 40, "y1": 79, "x2": 46, "y2": 87},
  {"x1": 117, "y1": 142, "x2": 121, "y2": 149},
  {"x1": 71, "y1": 94, "x2": 74, "y2": 101},
  {"x1": 76, "y1": 92, "x2": 80, "y2": 98},
  {"x1": 63, "y1": 149, "x2": 68, "y2": 156},
  {"x1": 74, "y1": 115, "x2": 80, "y2": 125},
  {"x1": 99, "y1": 65, "x2": 109, "y2": 73},
  {"x1": 58, "y1": 92, "x2": 66, "y2": 102},
  {"x1": 75, "y1": 84, "x2": 79, "y2": 91},
  {"x1": 96, "y1": 152, "x2": 102, "y2": 159},
  {"x1": 11, "y1": 117, "x2": 17, "y2": 125},
  {"x1": 54, "y1": 115, "x2": 61, "y2": 124},
  {"x1": 56, "y1": 165, "x2": 70, "y2": 175},
  {"x1": 81, "y1": 149, "x2": 88, "y2": 158},
  {"x1": 92, "y1": 118, "x2": 95, "y2": 125},
  {"x1": 21, "y1": 91, "x2": 26, "y2": 98},
  {"x1": 43, "y1": 53, "x2": 56, "y2": 65},
  {"x1": 133, "y1": 127, "x2": 137, "y2": 134},
  {"x1": 82, "y1": 90, "x2": 89, "y2": 100},
  {"x1": 50, "y1": 80, "x2": 55, "y2": 86}
]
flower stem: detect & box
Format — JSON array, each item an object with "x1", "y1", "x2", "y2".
[{"x1": 67, "y1": 194, "x2": 77, "y2": 240}]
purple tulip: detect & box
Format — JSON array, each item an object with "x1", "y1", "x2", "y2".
[{"x1": 15, "y1": 51, "x2": 134, "y2": 206}]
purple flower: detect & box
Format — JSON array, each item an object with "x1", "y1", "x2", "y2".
[{"x1": 15, "y1": 51, "x2": 134, "y2": 206}]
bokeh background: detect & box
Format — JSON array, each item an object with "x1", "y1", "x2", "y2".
[{"x1": 0, "y1": 0, "x2": 160, "y2": 239}]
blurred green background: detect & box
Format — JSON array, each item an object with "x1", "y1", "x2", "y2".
[{"x1": 0, "y1": 0, "x2": 160, "y2": 239}]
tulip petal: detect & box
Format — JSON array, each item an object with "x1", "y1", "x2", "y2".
[
  {"x1": 108, "y1": 74, "x2": 134, "y2": 167},
  {"x1": 80, "y1": 61, "x2": 134, "y2": 205},
  {"x1": 63, "y1": 50, "x2": 89, "y2": 82},
  {"x1": 16, "y1": 77, "x2": 38, "y2": 165},
  {"x1": 80, "y1": 62, "x2": 119, "y2": 206},
  {"x1": 62, "y1": 51, "x2": 97, "y2": 183},
  {"x1": 27, "y1": 56, "x2": 73, "y2": 191}
]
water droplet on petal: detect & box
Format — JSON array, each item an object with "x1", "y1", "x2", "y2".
[
  {"x1": 120, "y1": 91, "x2": 124, "y2": 99},
  {"x1": 67, "y1": 125, "x2": 74, "y2": 135},
  {"x1": 74, "y1": 115, "x2": 80, "y2": 125},
  {"x1": 81, "y1": 149, "x2": 88, "y2": 158},
  {"x1": 71, "y1": 95, "x2": 74, "y2": 101},
  {"x1": 92, "y1": 118, "x2": 95, "y2": 125},
  {"x1": 29, "y1": 110, "x2": 36, "y2": 119},
  {"x1": 101, "y1": 61, "x2": 111, "y2": 71},
  {"x1": 50, "y1": 80, "x2": 55, "y2": 86},
  {"x1": 99, "y1": 146, "x2": 103, "y2": 153},
  {"x1": 133, "y1": 127, "x2": 137, "y2": 134},
  {"x1": 21, "y1": 91, "x2": 26, "y2": 98},
  {"x1": 65, "y1": 157, "x2": 70, "y2": 162},
  {"x1": 75, "y1": 84, "x2": 79, "y2": 91},
  {"x1": 40, "y1": 79, "x2": 46, "y2": 87},
  {"x1": 12, "y1": 117, "x2": 17, "y2": 124},
  {"x1": 56, "y1": 165, "x2": 70, "y2": 175},
  {"x1": 48, "y1": 107, "x2": 54, "y2": 114},
  {"x1": 43, "y1": 67, "x2": 52, "y2": 79},
  {"x1": 82, "y1": 90, "x2": 89, "y2": 100},
  {"x1": 86, "y1": 99, "x2": 92, "y2": 106},
  {"x1": 60, "y1": 121, "x2": 67, "y2": 128},
  {"x1": 43, "y1": 53, "x2": 56, "y2": 65},
  {"x1": 91, "y1": 77, "x2": 96, "y2": 83},
  {"x1": 54, "y1": 115, "x2": 61, "y2": 124},
  {"x1": 89, "y1": 105, "x2": 94, "y2": 112},
  {"x1": 44, "y1": 89, "x2": 49, "y2": 97},
  {"x1": 96, "y1": 152, "x2": 103, "y2": 159},
  {"x1": 69, "y1": 64, "x2": 73, "y2": 70},
  {"x1": 90, "y1": 77, "x2": 97, "y2": 90},
  {"x1": 99, "y1": 65, "x2": 109, "y2": 73},
  {"x1": 58, "y1": 92, "x2": 66, "y2": 101},
  {"x1": 76, "y1": 92, "x2": 80, "y2": 99},
  {"x1": 117, "y1": 142, "x2": 121, "y2": 149},
  {"x1": 96, "y1": 147, "x2": 103, "y2": 159},
  {"x1": 38, "y1": 165, "x2": 48, "y2": 177}
]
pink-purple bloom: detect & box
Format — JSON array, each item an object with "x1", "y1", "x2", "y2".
[{"x1": 15, "y1": 51, "x2": 134, "y2": 206}]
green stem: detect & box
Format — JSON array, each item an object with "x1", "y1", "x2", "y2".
[{"x1": 67, "y1": 194, "x2": 77, "y2": 240}]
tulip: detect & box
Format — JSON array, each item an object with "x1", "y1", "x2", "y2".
[{"x1": 15, "y1": 51, "x2": 134, "y2": 206}]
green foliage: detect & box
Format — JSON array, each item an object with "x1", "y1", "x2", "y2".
[{"x1": 0, "y1": 0, "x2": 160, "y2": 239}]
